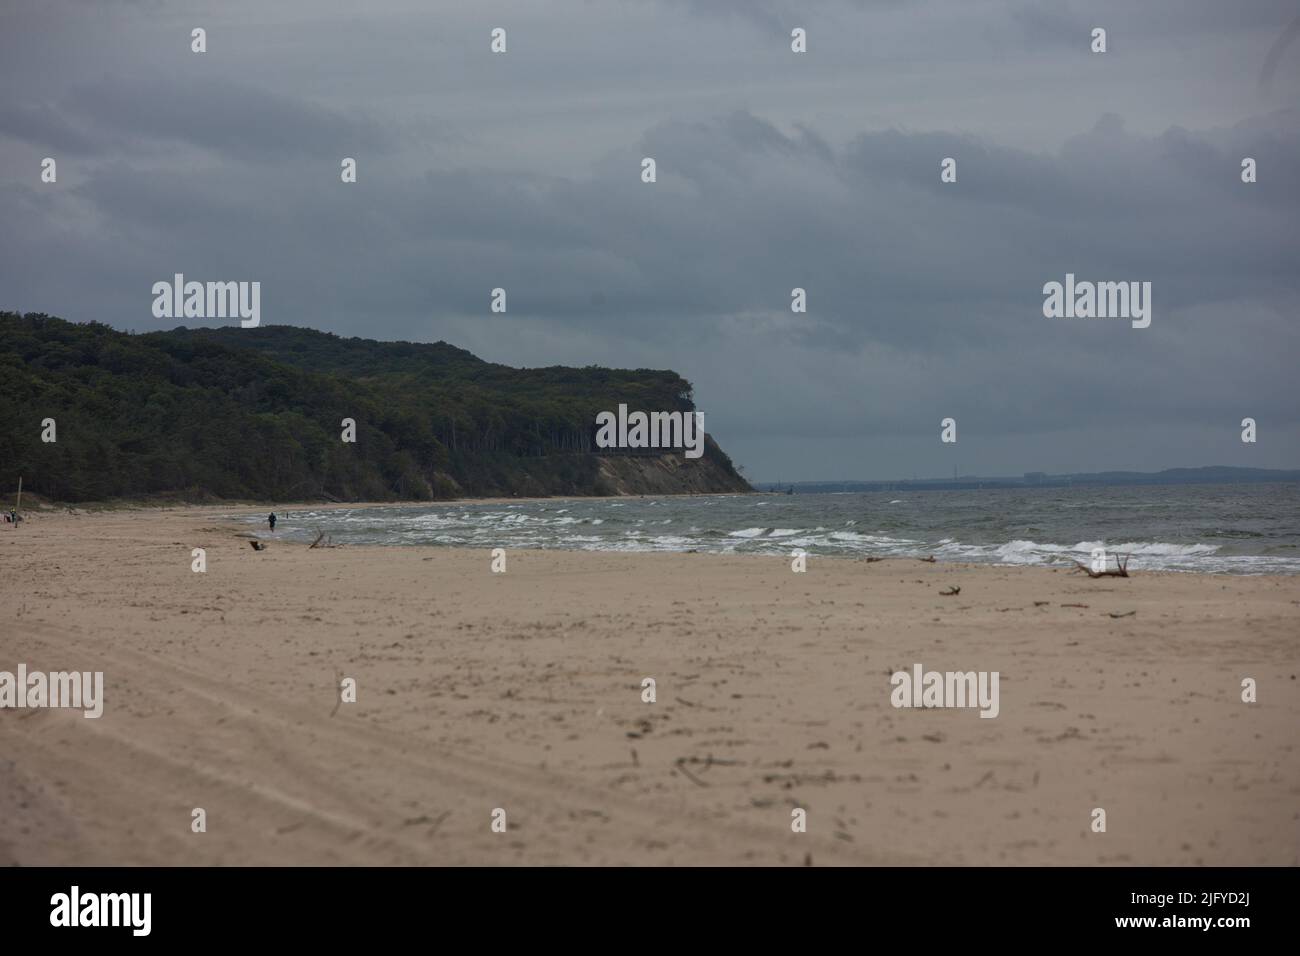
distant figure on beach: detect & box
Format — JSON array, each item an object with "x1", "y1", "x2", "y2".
[{"x1": 268, "y1": 512, "x2": 277, "y2": 531}]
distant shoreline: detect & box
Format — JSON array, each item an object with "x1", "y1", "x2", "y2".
[{"x1": 755, "y1": 469, "x2": 1300, "y2": 493}]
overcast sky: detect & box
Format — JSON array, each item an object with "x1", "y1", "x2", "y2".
[{"x1": 2, "y1": 0, "x2": 1298, "y2": 481}]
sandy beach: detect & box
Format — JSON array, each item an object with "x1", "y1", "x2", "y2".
[{"x1": 2, "y1": 506, "x2": 1297, "y2": 866}]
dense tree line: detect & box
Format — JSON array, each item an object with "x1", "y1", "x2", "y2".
[{"x1": 0, "y1": 313, "x2": 747, "y2": 502}]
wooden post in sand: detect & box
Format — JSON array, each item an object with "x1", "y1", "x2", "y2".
[{"x1": 13, "y1": 476, "x2": 20, "y2": 527}]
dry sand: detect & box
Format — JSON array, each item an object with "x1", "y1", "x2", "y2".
[{"x1": 1, "y1": 506, "x2": 1297, "y2": 866}]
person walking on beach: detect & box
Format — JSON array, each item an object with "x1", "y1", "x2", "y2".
[{"x1": 268, "y1": 512, "x2": 277, "y2": 531}]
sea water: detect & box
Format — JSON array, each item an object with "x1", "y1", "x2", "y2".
[{"x1": 239, "y1": 482, "x2": 1300, "y2": 575}]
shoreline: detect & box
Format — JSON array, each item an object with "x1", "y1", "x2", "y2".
[
  {"x1": 213, "y1": 504, "x2": 1300, "y2": 577},
  {"x1": 2, "y1": 508, "x2": 1297, "y2": 865}
]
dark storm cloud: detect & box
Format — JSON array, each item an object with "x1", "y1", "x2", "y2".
[{"x1": 1, "y1": 0, "x2": 1298, "y2": 478}]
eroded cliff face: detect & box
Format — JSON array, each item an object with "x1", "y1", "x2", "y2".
[
  {"x1": 423, "y1": 432, "x2": 751, "y2": 499},
  {"x1": 593, "y1": 453, "x2": 751, "y2": 496}
]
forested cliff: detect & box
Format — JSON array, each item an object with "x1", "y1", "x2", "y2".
[{"x1": 0, "y1": 313, "x2": 751, "y2": 502}]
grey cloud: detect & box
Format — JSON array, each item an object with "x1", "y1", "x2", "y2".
[
  {"x1": 1, "y1": 0, "x2": 1297, "y2": 479},
  {"x1": 1, "y1": 72, "x2": 397, "y2": 160},
  {"x1": 0, "y1": 102, "x2": 101, "y2": 154}
]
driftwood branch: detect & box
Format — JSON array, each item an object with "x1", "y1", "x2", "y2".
[
  {"x1": 1072, "y1": 553, "x2": 1130, "y2": 578},
  {"x1": 309, "y1": 529, "x2": 341, "y2": 549}
]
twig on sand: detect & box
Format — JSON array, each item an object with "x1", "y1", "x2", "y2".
[
  {"x1": 1061, "y1": 602, "x2": 1089, "y2": 608},
  {"x1": 330, "y1": 668, "x2": 342, "y2": 717},
  {"x1": 1107, "y1": 610, "x2": 1137, "y2": 619},
  {"x1": 674, "y1": 758, "x2": 709, "y2": 788},
  {"x1": 427, "y1": 810, "x2": 452, "y2": 837},
  {"x1": 309, "y1": 530, "x2": 325, "y2": 549}
]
